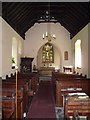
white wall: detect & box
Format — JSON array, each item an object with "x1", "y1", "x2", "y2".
[
  {"x1": 1, "y1": 17, "x2": 89, "y2": 77},
  {"x1": 88, "y1": 23, "x2": 90, "y2": 77},
  {"x1": 71, "y1": 24, "x2": 89, "y2": 76},
  {"x1": 0, "y1": 17, "x2": 2, "y2": 77},
  {"x1": 2, "y1": 18, "x2": 24, "y2": 79},
  {"x1": 24, "y1": 23, "x2": 71, "y2": 71}
]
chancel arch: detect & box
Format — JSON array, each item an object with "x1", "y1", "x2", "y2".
[{"x1": 37, "y1": 43, "x2": 61, "y2": 70}]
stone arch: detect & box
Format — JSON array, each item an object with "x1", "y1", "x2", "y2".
[{"x1": 37, "y1": 42, "x2": 61, "y2": 70}]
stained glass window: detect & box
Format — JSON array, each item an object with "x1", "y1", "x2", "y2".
[{"x1": 42, "y1": 42, "x2": 54, "y2": 63}]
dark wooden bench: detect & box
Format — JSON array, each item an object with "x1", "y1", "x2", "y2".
[
  {"x1": 1, "y1": 89, "x2": 16, "y2": 119},
  {"x1": 27, "y1": 74, "x2": 39, "y2": 105},
  {"x1": 52, "y1": 72, "x2": 86, "y2": 84},
  {"x1": 55, "y1": 78, "x2": 90, "y2": 107},
  {"x1": 52, "y1": 72, "x2": 86, "y2": 104},
  {"x1": 64, "y1": 94, "x2": 90, "y2": 119},
  {"x1": 2, "y1": 72, "x2": 39, "y2": 118},
  {"x1": 2, "y1": 81, "x2": 24, "y2": 118}
]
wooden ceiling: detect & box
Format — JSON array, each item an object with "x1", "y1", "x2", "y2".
[{"x1": 2, "y1": 2, "x2": 90, "y2": 39}]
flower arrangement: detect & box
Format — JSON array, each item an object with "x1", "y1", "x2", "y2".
[
  {"x1": 23, "y1": 65, "x2": 27, "y2": 72},
  {"x1": 12, "y1": 57, "x2": 15, "y2": 64}
]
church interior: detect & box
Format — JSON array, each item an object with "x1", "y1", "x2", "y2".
[{"x1": 0, "y1": 1, "x2": 90, "y2": 119}]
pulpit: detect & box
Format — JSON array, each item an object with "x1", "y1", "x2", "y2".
[{"x1": 20, "y1": 57, "x2": 34, "y2": 72}]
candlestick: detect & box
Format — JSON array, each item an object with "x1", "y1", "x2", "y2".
[{"x1": 15, "y1": 66, "x2": 18, "y2": 119}]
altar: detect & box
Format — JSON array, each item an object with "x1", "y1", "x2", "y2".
[{"x1": 39, "y1": 67, "x2": 55, "y2": 76}]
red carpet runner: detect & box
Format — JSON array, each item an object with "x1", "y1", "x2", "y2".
[{"x1": 27, "y1": 81, "x2": 56, "y2": 120}]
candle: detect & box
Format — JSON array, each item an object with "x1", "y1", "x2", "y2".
[
  {"x1": 43, "y1": 34, "x2": 45, "y2": 39},
  {"x1": 46, "y1": 32, "x2": 47, "y2": 37},
  {"x1": 15, "y1": 66, "x2": 18, "y2": 70},
  {"x1": 53, "y1": 34, "x2": 56, "y2": 39},
  {"x1": 15, "y1": 66, "x2": 18, "y2": 119}
]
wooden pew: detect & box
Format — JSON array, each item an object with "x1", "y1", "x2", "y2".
[
  {"x1": 64, "y1": 94, "x2": 90, "y2": 119},
  {"x1": 2, "y1": 98, "x2": 15, "y2": 119},
  {"x1": 52, "y1": 72, "x2": 85, "y2": 104},
  {"x1": 2, "y1": 81, "x2": 24, "y2": 118},
  {"x1": 3, "y1": 76, "x2": 38, "y2": 112},
  {"x1": 55, "y1": 78, "x2": 90, "y2": 107},
  {"x1": 1, "y1": 89, "x2": 16, "y2": 119},
  {"x1": 52, "y1": 72, "x2": 86, "y2": 85},
  {"x1": 6, "y1": 72, "x2": 38, "y2": 81},
  {"x1": 2, "y1": 89, "x2": 23, "y2": 119},
  {"x1": 55, "y1": 77, "x2": 90, "y2": 119},
  {"x1": 2, "y1": 72, "x2": 39, "y2": 118},
  {"x1": 28, "y1": 74, "x2": 39, "y2": 105}
]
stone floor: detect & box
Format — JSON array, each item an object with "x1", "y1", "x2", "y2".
[
  {"x1": 55, "y1": 107, "x2": 64, "y2": 120},
  {"x1": 55, "y1": 107, "x2": 88, "y2": 120}
]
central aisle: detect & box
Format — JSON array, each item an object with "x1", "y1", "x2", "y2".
[{"x1": 27, "y1": 80, "x2": 56, "y2": 119}]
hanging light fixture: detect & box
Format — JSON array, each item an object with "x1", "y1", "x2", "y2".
[
  {"x1": 42, "y1": 2, "x2": 56, "y2": 42},
  {"x1": 43, "y1": 31, "x2": 56, "y2": 42}
]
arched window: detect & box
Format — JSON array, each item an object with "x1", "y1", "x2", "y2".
[
  {"x1": 42, "y1": 42, "x2": 54, "y2": 63},
  {"x1": 12, "y1": 37, "x2": 17, "y2": 68},
  {"x1": 75, "y1": 39, "x2": 81, "y2": 69}
]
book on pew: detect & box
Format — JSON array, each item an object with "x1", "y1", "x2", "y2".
[{"x1": 68, "y1": 92, "x2": 87, "y2": 96}]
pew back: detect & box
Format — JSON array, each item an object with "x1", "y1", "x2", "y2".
[{"x1": 56, "y1": 78, "x2": 90, "y2": 107}]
